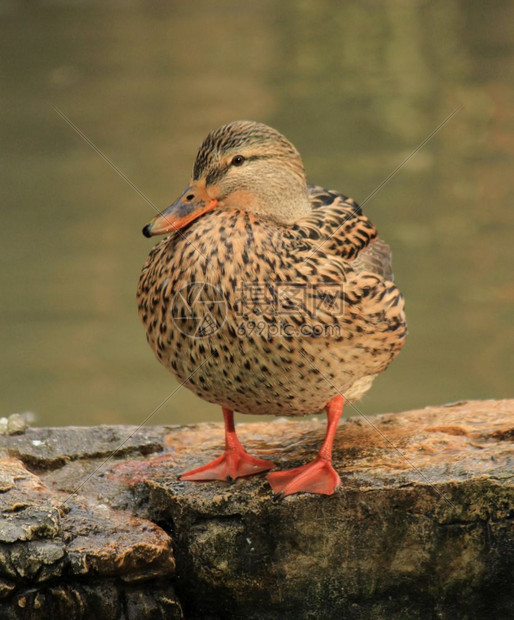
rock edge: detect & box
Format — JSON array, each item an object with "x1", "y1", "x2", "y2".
[{"x1": 0, "y1": 399, "x2": 513, "y2": 619}]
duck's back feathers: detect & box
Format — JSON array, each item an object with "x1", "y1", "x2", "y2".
[
  {"x1": 286, "y1": 185, "x2": 406, "y2": 383},
  {"x1": 352, "y1": 238, "x2": 393, "y2": 281},
  {"x1": 292, "y1": 185, "x2": 393, "y2": 281}
]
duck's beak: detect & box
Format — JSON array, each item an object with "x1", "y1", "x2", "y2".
[{"x1": 142, "y1": 181, "x2": 218, "y2": 237}]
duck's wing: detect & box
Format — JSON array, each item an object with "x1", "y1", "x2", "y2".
[
  {"x1": 292, "y1": 185, "x2": 393, "y2": 281},
  {"x1": 284, "y1": 185, "x2": 406, "y2": 363},
  {"x1": 351, "y1": 238, "x2": 393, "y2": 281}
]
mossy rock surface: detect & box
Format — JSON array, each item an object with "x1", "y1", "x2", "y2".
[{"x1": 0, "y1": 399, "x2": 512, "y2": 619}]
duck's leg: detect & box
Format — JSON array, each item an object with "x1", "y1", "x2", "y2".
[
  {"x1": 180, "y1": 407, "x2": 275, "y2": 482},
  {"x1": 267, "y1": 395, "x2": 343, "y2": 497}
]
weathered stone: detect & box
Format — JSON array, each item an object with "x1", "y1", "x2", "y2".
[
  {"x1": 0, "y1": 415, "x2": 29, "y2": 437},
  {"x1": 0, "y1": 458, "x2": 62, "y2": 543},
  {"x1": 0, "y1": 459, "x2": 180, "y2": 618},
  {"x1": 63, "y1": 497, "x2": 175, "y2": 582},
  {"x1": 0, "y1": 578, "x2": 15, "y2": 599},
  {"x1": 0, "y1": 399, "x2": 512, "y2": 619},
  {"x1": 109, "y1": 399, "x2": 514, "y2": 618},
  {"x1": 0, "y1": 426, "x2": 166, "y2": 469},
  {"x1": 1, "y1": 582, "x2": 182, "y2": 620}
]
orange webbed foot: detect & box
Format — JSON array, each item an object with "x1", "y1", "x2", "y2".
[
  {"x1": 180, "y1": 449, "x2": 275, "y2": 482},
  {"x1": 267, "y1": 456, "x2": 341, "y2": 497}
]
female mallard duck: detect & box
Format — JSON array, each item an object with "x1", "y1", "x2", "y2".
[{"x1": 138, "y1": 121, "x2": 406, "y2": 497}]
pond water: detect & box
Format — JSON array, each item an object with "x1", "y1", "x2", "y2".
[{"x1": 1, "y1": 1, "x2": 512, "y2": 427}]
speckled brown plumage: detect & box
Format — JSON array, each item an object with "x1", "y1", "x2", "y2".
[
  {"x1": 139, "y1": 194, "x2": 405, "y2": 414},
  {"x1": 137, "y1": 120, "x2": 407, "y2": 495}
]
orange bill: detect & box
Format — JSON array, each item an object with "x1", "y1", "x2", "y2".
[{"x1": 142, "y1": 181, "x2": 218, "y2": 237}]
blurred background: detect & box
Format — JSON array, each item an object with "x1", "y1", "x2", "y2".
[{"x1": 1, "y1": 0, "x2": 512, "y2": 427}]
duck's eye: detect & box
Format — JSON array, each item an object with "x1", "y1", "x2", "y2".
[{"x1": 230, "y1": 155, "x2": 245, "y2": 167}]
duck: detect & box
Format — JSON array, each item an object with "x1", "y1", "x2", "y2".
[{"x1": 137, "y1": 120, "x2": 407, "y2": 497}]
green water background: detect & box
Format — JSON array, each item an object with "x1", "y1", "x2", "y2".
[{"x1": 1, "y1": 1, "x2": 512, "y2": 426}]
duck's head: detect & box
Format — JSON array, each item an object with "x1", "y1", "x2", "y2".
[{"x1": 142, "y1": 120, "x2": 311, "y2": 237}]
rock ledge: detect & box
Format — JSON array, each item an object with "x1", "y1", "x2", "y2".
[{"x1": 0, "y1": 399, "x2": 512, "y2": 619}]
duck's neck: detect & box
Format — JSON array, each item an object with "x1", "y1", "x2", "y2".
[
  {"x1": 266, "y1": 176, "x2": 312, "y2": 224},
  {"x1": 221, "y1": 173, "x2": 312, "y2": 225}
]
